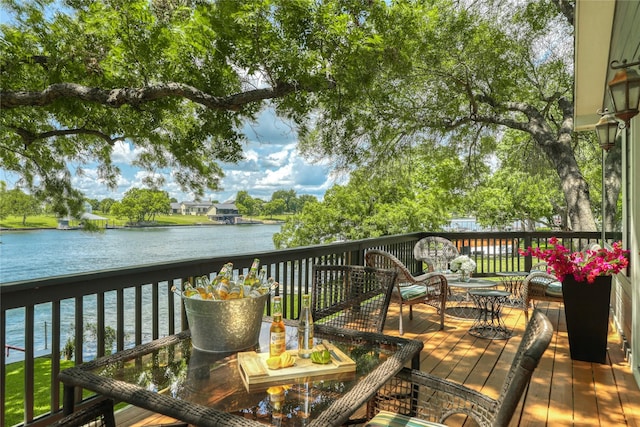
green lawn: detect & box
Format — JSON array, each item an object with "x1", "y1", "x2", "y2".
[
  {"x1": 0, "y1": 215, "x2": 60, "y2": 229},
  {"x1": 4, "y1": 357, "x2": 76, "y2": 426},
  {"x1": 0, "y1": 213, "x2": 286, "y2": 230}
]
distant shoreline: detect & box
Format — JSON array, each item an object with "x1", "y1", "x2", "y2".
[{"x1": 0, "y1": 218, "x2": 285, "y2": 232}]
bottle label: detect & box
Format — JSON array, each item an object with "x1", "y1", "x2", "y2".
[{"x1": 270, "y1": 331, "x2": 285, "y2": 356}]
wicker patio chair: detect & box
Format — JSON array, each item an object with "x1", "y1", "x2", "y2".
[
  {"x1": 366, "y1": 309, "x2": 554, "y2": 427},
  {"x1": 364, "y1": 250, "x2": 448, "y2": 334},
  {"x1": 49, "y1": 399, "x2": 116, "y2": 427},
  {"x1": 521, "y1": 271, "x2": 563, "y2": 320},
  {"x1": 311, "y1": 264, "x2": 397, "y2": 333},
  {"x1": 413, "y1": 236, "x2": 460, "y2": 272}
]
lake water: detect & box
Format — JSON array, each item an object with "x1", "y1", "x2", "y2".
[
  {"x1": 0, "y1": 224, "x2": 281, "y2": 283},
  {"x1": 1, "y1": 224, "x2": 281, "y2": 363}
]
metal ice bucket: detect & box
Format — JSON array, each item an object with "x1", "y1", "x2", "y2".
[{"x1": 181, "y1": 292, "x2": 269, "y2": 353}]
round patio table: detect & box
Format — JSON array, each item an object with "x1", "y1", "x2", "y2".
[
  {"x1": 468, "y1": 289, "x2": 512, "y2": 340},
  {"x1": 444, "y1": 276, "x2": 497, "y2": 320}
]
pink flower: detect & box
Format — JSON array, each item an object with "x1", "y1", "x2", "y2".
[{"x1": 519, "y1": 238, "x2": 629, "y2": 283}]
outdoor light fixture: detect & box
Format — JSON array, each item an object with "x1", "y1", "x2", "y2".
[
  {"x1": 595, "y1": 109, "x2": 622, "y2": 151},
  {"x1": 607, "y1": 58, "x2": 640, "y2": 125}
]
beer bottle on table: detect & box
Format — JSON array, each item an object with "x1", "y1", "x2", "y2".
[
  {"x1": 297, "y1": 294, "x2": 313, "y2": 358},
  {"x1": 270, "y1": 296, "x2": 286, "y2": 357}
]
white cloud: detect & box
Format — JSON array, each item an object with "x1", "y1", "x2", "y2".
[{"x1": 111, "y1": 141, "x2": 141, "y2": 163}]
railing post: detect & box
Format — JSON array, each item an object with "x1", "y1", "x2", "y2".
[{"x1": 523, "y1": 234, "x2": 533, "y2": 272}]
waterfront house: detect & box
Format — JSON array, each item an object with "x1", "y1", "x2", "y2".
[
  {"x1": 206, "y1": 203, "x2": 241, "y2": 223},
  {"x1": 178, "y1": 201, "x2": 214, "y2": 215}
]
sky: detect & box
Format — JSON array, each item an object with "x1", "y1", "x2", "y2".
[
  {"x1": 71, "y1": 109, "x2": 340, "y2": 203},
  {"x1": 1, "y1": 108, "x2": 342, "y2": 204}
]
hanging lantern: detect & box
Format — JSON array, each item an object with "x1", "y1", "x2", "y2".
[
  {"x1": 608, "y1": 63, "x2": 640, "y2": 125},
  {"x1": 594, "y1": 112, "x2": 620, "y2": 151}
]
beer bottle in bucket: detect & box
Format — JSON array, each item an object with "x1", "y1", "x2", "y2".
[
  {"x1": 211, "y1": 263, "x2": 232, "y2": 300},
  {"x1": 227, "y1": 275, "x2": 244, "y2": 299},
  {"x1": 244, "y1": 258, "x2": 260, "y2": 288}
]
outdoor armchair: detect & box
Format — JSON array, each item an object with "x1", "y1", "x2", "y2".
[
  {"x1": 521, "y1": 271, "x2": 563, "y2": 320},
  {"x1": 366, "y1": 309, "x2": 553, "y2": 427},
  {"x1": 364, "y1": 249, "x2": 448, "y2": 335},
  {"x1": 413, "y1": 236, "x2": 460, "y2": 273},
  {"x1": 311, "y1": 264, "x2": 397, "y2": 334}
]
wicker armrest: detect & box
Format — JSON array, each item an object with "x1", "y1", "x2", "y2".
[
  {"x1": 50, "y1": 399, "x2": 116, "y2": 427},
  {"x1": 413, "y1": 272, "x2": 448, "y2": 294},
  {"x1": 367, "y1": 367, "x2": 496, "y2": 425},
  {"x1": 523, "y1": 271, "x2": 559, "y2": 298}
]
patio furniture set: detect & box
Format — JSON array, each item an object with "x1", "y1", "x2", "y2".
[{"x1": 55, "y1": 237, "x2": 555, "y2": 427}]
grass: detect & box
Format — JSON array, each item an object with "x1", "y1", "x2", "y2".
[
  {"x1": 4, "y1": 356, "x2": 76, "y2": 426},
  {"x1": 0, "y1": 215, "x2": 60, "y2": 229},
  {"x1": 0, "y1": 213, "x2": 286, "y2": 230}
]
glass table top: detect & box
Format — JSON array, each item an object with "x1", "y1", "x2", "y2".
[{"x1": 60, "y1": 320, "x2": 422, "y2": 427}]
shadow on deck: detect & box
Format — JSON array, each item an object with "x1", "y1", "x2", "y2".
[{"x1": 117, "y1": 301, "x2": 640, "y2": 426}]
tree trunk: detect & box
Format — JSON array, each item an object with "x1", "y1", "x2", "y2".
[
  {"x1": 529, "y1": 112, "x2": 597, "y2": 231},
  {"x1": 603, "y1": 143, "x2": 622, "y2": 232}
]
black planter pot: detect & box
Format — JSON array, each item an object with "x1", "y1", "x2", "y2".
[{"x1": 561, "y1": 275, "x2": 612, "y2": 364}]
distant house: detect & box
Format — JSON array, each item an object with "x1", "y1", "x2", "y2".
[
  {"x1": 170, "y1": 202, "x2": 181, "y2": 214},
  {"x1": 207, "y1": 203, "x2": 241, "y2": 224},
  {"x1": 179, "y1": 201, "x2": 214, "y2": 215}
]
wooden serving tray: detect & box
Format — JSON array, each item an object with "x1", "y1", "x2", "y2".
[{"x1": 238, "y1": 344, "x2": 356, "y2": 387}]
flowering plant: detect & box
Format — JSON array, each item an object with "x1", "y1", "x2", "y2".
[
  {"x1": 449, "y1": 255, "x2": 476, "y2": 274},
  {"x1": 519, "y1": 237, "x2": 629, "y2": 283}
]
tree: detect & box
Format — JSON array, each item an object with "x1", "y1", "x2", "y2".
[
  {"x1": 271, "y1": 189, "x2": 297, "y2": 213},
  {"x1": 1, "y1": 0, "x2": 391, "y2": 215},
  {"x1": 1, "y1": 0, "x2": 609, "y2": 232},
  {"x1": 235, "y1": 191, "x2": 262, "y2": 218},
  {"x1": 299, "y1": 0, "x2": 605, "y2": 231},
  {"x1": 0, "y1": 181, "x2": 8, "y2": 220},
  {"x1": 0, "y1": 187, "x2": 41, "y2": 225},
  {"x1": 296, "y1": 194, "x2": 318, "y2": 213},
  {"x1": 263, "y1": 199, "x2": 286, "y2": 219},
  {"x1": 86, "y1": 198, "x2": 100, "y2": 211},
  {"x1": 110, "y1": 188, "x2": 170, "y2": 224},
  {"x1": 98, "y1": 197, "x2": 116, "y2": 214}
]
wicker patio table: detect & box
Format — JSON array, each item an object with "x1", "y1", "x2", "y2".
[{"x1": 59, "y1": 319, "x2": 422, "y2": 427}]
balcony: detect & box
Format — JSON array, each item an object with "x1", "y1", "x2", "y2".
[{"x1": 1, "y1": 231, "x2": 635, "y2": 426}]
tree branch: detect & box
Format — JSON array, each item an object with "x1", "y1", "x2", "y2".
[
  {"x1": 10, "y1": 126, "x2": 126, "y2": 147},
  {"x1": 0, "y1": 80, "x2": 330, "y2": 111},
  {"x1": 552, "y1": 0, "x2": 574, "y2": 26}
]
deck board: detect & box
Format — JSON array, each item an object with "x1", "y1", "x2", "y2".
[{"x1": 118, "y1": 301, "x2": 640, "y2": 426}]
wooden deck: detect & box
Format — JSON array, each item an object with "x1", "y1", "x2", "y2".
[{"x1": 117, "y1": 301, "x2": 640, "y2": 426}]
